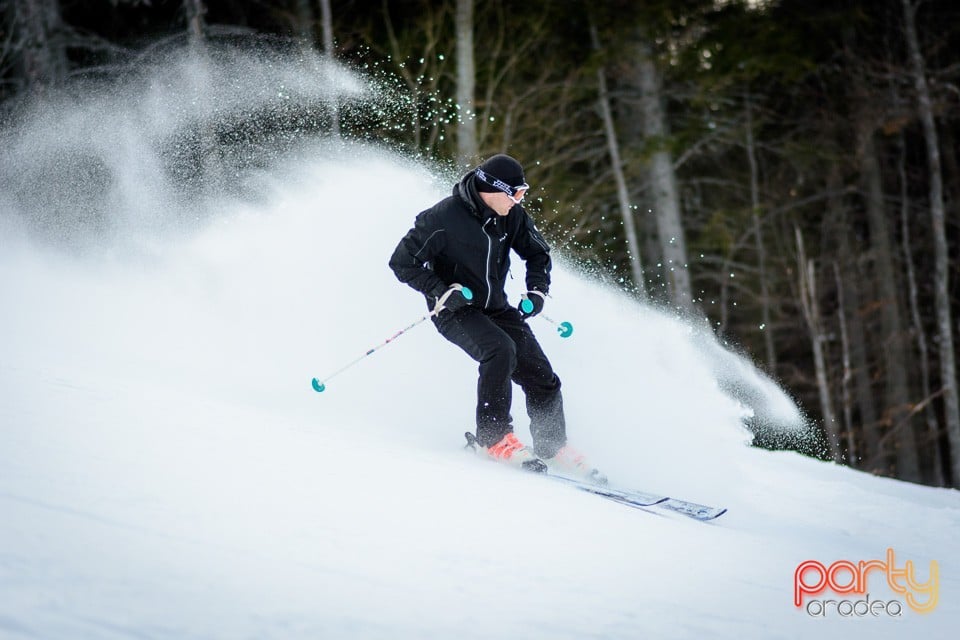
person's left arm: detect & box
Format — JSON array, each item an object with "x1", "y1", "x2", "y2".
[{"x1": 511, "y1": 207, "x2": 552, "y2": 298}]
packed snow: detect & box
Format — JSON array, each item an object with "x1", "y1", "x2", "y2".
[{"x1": 1, "y1": 52, "x2": 958, "y2": 639}]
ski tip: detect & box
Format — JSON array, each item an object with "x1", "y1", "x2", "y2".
[
  {"x1": 685, "y1": 506, "x2": 728, "y2": 521},
  {"x1": 311, "y1": 378, "x2": 326, "y2": 393},
  {"x1": 557, "y1": 321, "x2": 573, "y2": 338}
]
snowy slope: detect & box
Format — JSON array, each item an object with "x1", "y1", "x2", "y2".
[{"x1": 2, "y1": 57, "x2": 959, "y2": 638}]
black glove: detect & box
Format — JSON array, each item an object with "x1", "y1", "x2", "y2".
[
  {"x1": 518, "y1": 290, "x2": 546, "y2": 318},
  {"x1": 433, "y1": 283, "x2": 471, "y2": 314}
]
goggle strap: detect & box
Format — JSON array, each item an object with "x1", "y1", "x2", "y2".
[{"x1": 476, "y1": 168, "x2": 526, "y2": 198}]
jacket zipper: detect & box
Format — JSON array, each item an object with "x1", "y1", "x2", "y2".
[{"x1": 483, "y1": 217, "x2": 495, "y2": 308}]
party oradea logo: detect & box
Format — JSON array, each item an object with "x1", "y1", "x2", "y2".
[{"x1": 794, "y1": 548, "x2": 939, "y2": 617}]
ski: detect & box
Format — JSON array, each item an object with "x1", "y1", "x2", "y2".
[
  {"x1": 655, "y1": 497, "x2": 728, "y2": 521},
  {"x1": 544, "y1": 474, "x2": 668, "y2": 508},
  {"x1": 463, "y1": 432, "x2": 726, "y2": 521},
  {"x1": 546, "y1": 473, "x2": 727, "y2": 522}
]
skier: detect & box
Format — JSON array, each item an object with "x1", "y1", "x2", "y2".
[{"x1": 389, "y1": 154, "x2": 602, "y2": 481}]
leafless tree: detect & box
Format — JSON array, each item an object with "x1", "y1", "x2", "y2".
[
  {"x1": 11, "y1": 0, "x2": 67, "y2": 95},
  {"x1": 455, "y1": 0, "x2": 478, "y2": 167},
  {"x1": 901, "y1": 0, "x2": 960, "y2": 485},
  {"x1": 635, "y1": 37, "x2": 693, "y2": 312},
  {"x1": 796, "y1": 227, "x2": 843, "y2": 463},
  {"x1": 591, "y1": 23, "x2": 645, "y2": 297}
]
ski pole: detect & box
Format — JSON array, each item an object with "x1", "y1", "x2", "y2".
[
  {"x1": 519, "y1": 298, "x2": 573, "y2": 338},
  {"x1": 540, "y1": 314, "x2": 574, "y2": 338},
  {"x1": 312, "y1": 286, "x2": 473, "y2": 392}
]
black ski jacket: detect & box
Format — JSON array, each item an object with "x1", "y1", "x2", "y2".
[{"x1": 389, "y1": 170, "x2": 552, "y2": 311}]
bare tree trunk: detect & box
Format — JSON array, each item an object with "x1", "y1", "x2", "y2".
[
  {"x1": 182, "y1": 0, "x2": 222, "y2": 191},
  {"x1": 636, "y1": 39, "x2": 692, "y2": 312},
  {"x1": 318, "y1": 0, "x2": 339, "y2": 137},
  {"x1": 833, "y1": 180, "x2": 882, "y2": 470},
  {"x1": 184, "y1": 0, "x2": 205, "y2": 48},
  {"x1": 455, "y1": 0, "x2": 479, "y2": 167},
  {"x1": 382, "y1": 2, "x2": 449, "y2": 154},
  {"x1": 745, "y1": 90, "x2": 776, "y2": 372},
  {"x1": 858, "y1": 123, "x2": 920, "y2": 482},
  {"x1": 898, "y1": 133, "x2": 944, "y2": 486},
  {"x1": 833, "y1": 262, "x2": 857, "y2": 466},
  {"x1": 13, "y1": 0, "x2": 67, "y2": 95},
  {"x1": 293, "y1": 0, "x2": 314, "y2": 44},
  {"x1": 828, "y1": 168, "x2": 878, "y2": 468},
  {"x1": 591, "y1": 25, "x2": 645, "y2": 297},
  {"x1": 902, "y1": 0, "x2": 960, "y2": 486},
  {"x1": 796, "y1": 227, "x2": 843, "y2": 463},
  {"x1": 319, "y1": 0, "x2": 334, "y2": 55},
  {"x1": 850, "y1": 282, "x2": 883, "y2": 471}
]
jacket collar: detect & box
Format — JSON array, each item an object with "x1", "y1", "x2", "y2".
[{"x1": 455, "y1": 171, "x2": 498, "y2": 220}]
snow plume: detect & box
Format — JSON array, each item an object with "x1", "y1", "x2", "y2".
[
  {"x1": 0, "y1": 44, "x2": 368, "y2": 251},
  {"x1": 0, "y1": 42, "x2": 805, "y2": 445},
  {"x1": 0, "y1": 38, "x2": 812, "y2": 511},
  {"x1": 6, "y1": 46, "x2": 954, "y2": 640}
]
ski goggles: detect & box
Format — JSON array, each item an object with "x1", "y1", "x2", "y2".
[{"x1": 475, "y1": 168, "x2": 530, "y2": 203}]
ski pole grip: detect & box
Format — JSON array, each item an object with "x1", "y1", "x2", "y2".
[
  {"x1": 521, "y1": 298, "x2": 534, "y2": 314},
  {"x1": 458, "y1": 285, "x2": 473, "y2": 301}
]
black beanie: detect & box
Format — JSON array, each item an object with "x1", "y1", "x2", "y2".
[{"x1": 475, "y1": 154, "x2": 526, "y2": 193}]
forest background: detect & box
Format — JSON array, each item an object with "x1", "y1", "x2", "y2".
[{"x1": 3, "y1": 0, "x2": 959, "y2": 488}]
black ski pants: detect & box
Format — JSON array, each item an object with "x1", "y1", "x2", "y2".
[{"x1": 433, "y1": 305, "x2": 566, "y2": 457}]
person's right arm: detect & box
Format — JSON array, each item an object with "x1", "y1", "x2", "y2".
[{"x1": 389, "y1": 209, "x2": 448, "y2": 299}]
